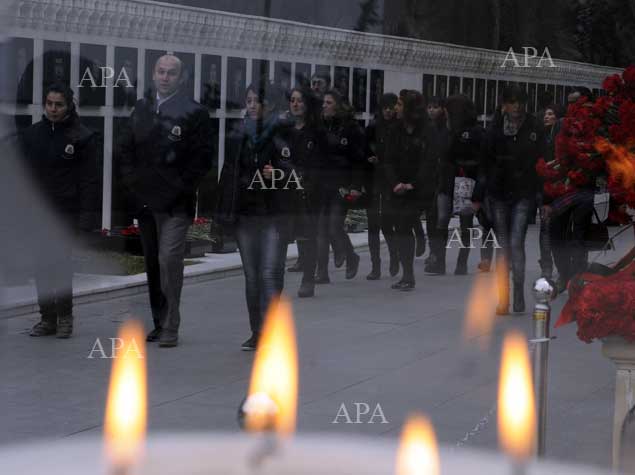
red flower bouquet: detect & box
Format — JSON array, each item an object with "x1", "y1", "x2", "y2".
[
  {"x1": 552, "y1": 66, "x2": 635, "y2": 343},
  {"x1": 537, "y1": 65, "x2": 635, "y2": 209}
]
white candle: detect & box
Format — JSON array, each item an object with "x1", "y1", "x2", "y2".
[{"x1": 0, "y1": 435, "x2": 609, "y2": 475}]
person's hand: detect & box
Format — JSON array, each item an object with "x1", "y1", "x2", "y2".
[
  {"x1": 542, "y1": 205, "x2": 552, "y2": 218},
  {"x1": 472, "y1": 201, "x2": 481, "y2": 213},
  {"x1": 263, "y1": 164, "x2": 274, "y2": 180},
  {"x1": 403, "y1": 183, "x2": 414, "y2": 191},
  {"x1": 349, "y1": 189, "x2": 362, "y2": 199},
  {"x1": 393, "y1": 183, "x2": 406, "y2": 195},
  {"x1": 368, "y1": 156, "x2": 378, "y2": 164}
]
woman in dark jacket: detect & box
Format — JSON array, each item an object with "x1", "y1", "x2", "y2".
[
  {"x1": 274, "y1": 87, "x2": 326, "y2": 298},
  {"x1": 423, "y1": 95, "x2": 450, "y2": 275},
  {"x1": 438, "y1": 95, "x2": 486, "y2": 275},
  {"x1": 215, "y1": 81, "x2": 291, "y2": 351},
  {"x1": 316, "y1": 90, "x2": 364, "y2": 283},
  {"x1": 538, "y1": 104, "x2": 564, "y2": 279},
  {"x1": 19, "y1": 82, "x2": 99, "y2": 338},
  {"x1": 473, "y1": 85, "x2": 545, "y2": 314},
  {"x1": 364, "y1": 93, "x2": 398, "y2": 280},
  {"x1": 383, "y1": 90, "x2": 433, "y2": 290}
]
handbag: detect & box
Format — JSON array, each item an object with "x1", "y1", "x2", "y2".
[{"x1": 453, "y1": 177, "x2": 476, "y2": 214}]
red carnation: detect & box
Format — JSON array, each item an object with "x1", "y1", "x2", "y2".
[
  {"x1": 623, "y1": 65, "x2": 635, "y2": 85},
  {"x1": 567, "y1": 169, "x2": 590, "y2": 186},
  {"x1": 603, "y1": 74, "x2": 623, "y2": 94}
]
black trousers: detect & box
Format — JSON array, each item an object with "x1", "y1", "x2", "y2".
[
  {"x1": 34, "y1": 235, "x2": 73, "y2": 322},
  {"x1": 385, "y1": 197, "x2": 419, "y2": 283},
  {"x1": 366, "y1": 191, "x2": 397, "y2": 267},
  {"x1": 316, "y1": 192, "x2": 355, "y2": 276},
  {"x1": 550, "y1": 201, "x2": 593, "y2": 284}
]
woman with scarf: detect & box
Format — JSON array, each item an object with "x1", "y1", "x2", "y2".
[
  {"x1": 383, "y1": 90, "x2": 433, "y2": 291},
  {"x1": 316, "y1": 90, "x2": 364, "y2": 283},
  {"x1": 215, "y1": 81, "x2": 289, "y2": 351},
  {"x1": 474, "y1": 85, "x2": 545, "y2": 314}
]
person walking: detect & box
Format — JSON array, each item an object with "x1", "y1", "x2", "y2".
[
  {"x1": 315, "y1": 89, "x2": 364, "y2": 283},
  {"x1": 277, "y1": 87, "x2": 327, "y2": 298},
  {"x1": 118, "y1": 54, "x2": 214, "y2": 347},
  {"x1": 364, "y1": 93, "x2": 399, "y2": 280},
  {"x1": 383, "y1": 90, "x2": 433, "y2": 291},
  {"x1": 439, "y1": 94, "x2": 486, "y2": 275},
  {"x1": 473, "y1": 85, "x2": 545, "y2": 314},
  {"x1": 20, "y1": 83, "x2": 99, "y2": 338},
  {"x1": 215, "y1": 80, "x2": 291, "y2": 351}
]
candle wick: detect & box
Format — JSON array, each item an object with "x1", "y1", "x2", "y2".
[{"x1": 248, "y1": 434, "x2": 279, "y2": 470}]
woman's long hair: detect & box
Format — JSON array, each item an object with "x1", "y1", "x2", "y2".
[
  {"x1": 288, "y1": 86, "x2": 321, "y2": 129},
  {"x1": 401, "y1": 90, "x2": 426, "y2": 127},
  {"x1": 444, "y1": 94, "x2": 477, "y2": 132},
  {"x1": 323, "y1": 88, "x2": 355, "y2": 122}
]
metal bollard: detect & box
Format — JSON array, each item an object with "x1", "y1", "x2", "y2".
[{"x1": 531, "y1": 277, "x2": 557, "y2": 458}]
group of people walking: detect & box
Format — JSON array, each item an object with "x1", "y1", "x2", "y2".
[{"x1": 17, "y1": 53, "x2": 597, "y2": 351}]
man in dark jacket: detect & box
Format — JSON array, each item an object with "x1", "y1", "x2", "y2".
[
  {"x1": 19, "y1": 82, "x2": 99, "y2": 338},
  {"x1": 473, "y1": 85, "x2": 545, "y2": 314},
  {"x1": 118, "y1": 54, "x2": 214, "y2": 347}
]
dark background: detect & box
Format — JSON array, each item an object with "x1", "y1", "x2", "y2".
[{"x1": 171, "y1": 0, "x2": 634, "y2": 68}]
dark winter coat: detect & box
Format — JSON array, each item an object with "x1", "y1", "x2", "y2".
[
  {"x1": 117, "y1": 91, "x2": 214, "y2": 218},
  {"x1": 322, "y1": 116, "x2": 366, "y2": 192},
  {"x1": 437, "y1": 124, "x2": 485, "y2": 196},
  {"x1": 19, "y1": 112, "x2": 99, "y2": 230},
  {"x1": 383, "y1": 121, "x2": 436, "y2": 205},
  {"x1": 364, "y1": 118, "x2": 395, "y2": 194},
  {"x1": 473, "y1": 113, "x2": 545, "y2": 203}
]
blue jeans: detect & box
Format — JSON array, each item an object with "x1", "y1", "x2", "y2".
[
  {"x1": 492, "y1": 198, "x2": 531, "y2": 303},
  {"x1": 235, "y1": 215, "x2": 289, "y2": 334}
]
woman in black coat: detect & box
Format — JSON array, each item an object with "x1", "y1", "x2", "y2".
[
  {"x1": 273, "y1": 87, "x2": 326, "y2": 298},
  {"x1": 364, "y1": 93, "x2": 399, "y2": 280},
  {"x1": 383, "y1": 90, "x2": 434, "y2": 290},
  {"x1": 473, "y1": 85, "x2": 545, "y2": 314},
  {"x1": 316, "y1": 90, "x2": 365, "y2": 283},
  {"x1": 19, "y1": 82, "x2": 99, "y2": 338},
  {"x1": 438, "y1": 95, "x2": 486, "y2": 275},
  {"x1": 214, "y1": 81, "x2": 291, "y2": 351}
]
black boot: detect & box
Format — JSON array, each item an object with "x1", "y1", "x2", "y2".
[
  {"x1": 345, "y1": 253, "x2": 360, "y2": 279},
  {"x1": 454, "y1": 248, "x2": 470, "y2": 275},
  {"x1": 297, "y1": 281, "x2": 315, "y2": 298},
  {"x1": 56, "y1": 314, "x2": 73, "y2": 339},
  {"x1": 513, "y1": 283, "x2": 525, "y2": 313},
  {"x1": 367, "y1": 260, "x2": 381, "y2": 280},
  {"x1": 389, "y1": 252, "x2": 399, "y2": 277},
  {"x1": 30, "y1": 302, "x2": 57, "y2": 336}
]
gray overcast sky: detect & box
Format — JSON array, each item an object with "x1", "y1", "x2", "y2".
[{"x1": 161, "y1": 0, "x2": 384, "y2": 31}]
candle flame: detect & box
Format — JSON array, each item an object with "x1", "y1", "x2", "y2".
[
  {"x1": 396, "y1": 413, "x2": 440, "y2": 475},
  {"x1": 498, "y1": 331, "x2": 536, "y2": 460},
  {"x1": 246, "y1": 295, "x2": 298, "y2": 436},
  {"x1": 104, "y1": 320, "x2": 147, "y2": 468},
  {"x1": 462, "y1": 272, "x2": 498, "y2": 348}
]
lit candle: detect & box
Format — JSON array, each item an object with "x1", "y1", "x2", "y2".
[
  {"x1": 396, "y1": 413, "x2": 440, "y2": 475},
  {"x1": 498, "y1": 331, "x2": 536, "y2": 474},
  {"x1": 104, "y1": 320, "x2": 147, "y2": 475}
]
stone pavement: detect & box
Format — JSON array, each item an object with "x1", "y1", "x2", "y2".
[{"x1": 1, "y1": 224, "x2": 629, "y2": 470}]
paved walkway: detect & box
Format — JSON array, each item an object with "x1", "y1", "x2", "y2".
[{"x1": 1, "y1": 224, "x2": 631, "y2": 470}]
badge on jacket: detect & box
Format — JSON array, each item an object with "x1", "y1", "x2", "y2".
[
  {"x1": 340, "y1": 137, "x2": 348, "y2": 146},
  {"x1": 461, "y1": 131, "x2": 470, "y2": 140},
  {"x1": 529, "y1": 132, "x2": 537, "y2": 142},
  {"x1": 169, "y1": 125, "x2": 182, "y2": 142},
  {"x1": 63, "y1": 144, "x2": 75, "y2": 159},
  {"x1": 281, "y1": 146, "x2": 291, "y2": 159},
  {"x1": 307, "y1": 140, "x2": 314, "y2": 150}
]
